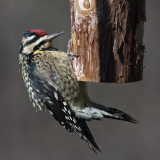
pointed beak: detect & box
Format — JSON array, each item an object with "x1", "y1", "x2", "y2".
[{"x1": 45, "y1": 31, "x2": 64, "y2": 41}]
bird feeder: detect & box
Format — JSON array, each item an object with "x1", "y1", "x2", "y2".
[{"x1": 70, "y1": 0, "x2": 146, "y2": 83}]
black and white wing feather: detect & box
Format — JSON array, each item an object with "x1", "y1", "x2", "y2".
[{"x1": 28, "y1": 51, "x2": 100, "y2": 152}]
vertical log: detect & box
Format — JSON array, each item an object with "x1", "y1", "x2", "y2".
[{"x1": 70, "y1": 0, "x2": 146, "y2": 83}]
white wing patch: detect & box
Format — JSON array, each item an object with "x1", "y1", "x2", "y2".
[
  {"x1": 75, "y1": 107, "x2": 113, "y2": 120},
  {"x1": 54, "y1": 92, "x2": 58, "y2": 100},
  {"x1": 63, "y1": 102, "x2": 67, "y2": 106}
]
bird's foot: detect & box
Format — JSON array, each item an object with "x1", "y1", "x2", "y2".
[{"x1": 67, "y1": 39, "x2": 79, "y2": 67}]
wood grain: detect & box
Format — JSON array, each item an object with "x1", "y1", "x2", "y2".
[{"x1": 70, "y1": 0, "x2": 146, "y2": 82}]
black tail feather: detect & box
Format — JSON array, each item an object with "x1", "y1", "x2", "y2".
[
  {"x1": 91, "y1": 102, "x2": 138, "y2": 124},
  {"x1": 79, "y1": 120, "x2": 101, "y2": 153}
]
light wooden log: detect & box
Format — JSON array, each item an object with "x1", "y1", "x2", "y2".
[{"x1": 70, "y1": 0, "x2": 146, "y2": 82}]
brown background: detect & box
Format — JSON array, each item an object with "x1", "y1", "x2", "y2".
[{"x1": 0, "y1": 0, "x2": 160, "y2": 159}]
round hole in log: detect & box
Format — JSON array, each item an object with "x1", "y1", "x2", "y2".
[
  {"x1": 76, "y1": 0, "x2": 96, "y2": 15},
  {"x1": 83, "y1": 0, "x2": 90, "y2": 9}
]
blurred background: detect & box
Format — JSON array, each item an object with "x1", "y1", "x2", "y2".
[{"x1": 0, "y1": 0, "x2": 159, "y2": 159}]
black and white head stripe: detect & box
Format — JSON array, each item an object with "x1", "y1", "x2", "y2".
[
  {"x1": 20, "y1": 30, "x2": 48, "y2": 54},
  {"x1": 20, "y1": 30, "x2": 63, "y2": 55}
]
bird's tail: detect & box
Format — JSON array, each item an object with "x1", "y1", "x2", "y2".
[
  {"x1": 91, "y1": 102, "x2": 138, "y2": 124},
  {"x1": 78, "y1": 120, "x2": 101, "y2": 153}
]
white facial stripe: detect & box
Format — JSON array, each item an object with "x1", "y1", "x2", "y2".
[
  {"x1": 23, "y1": 35, "x2": 36, "y2": 45},
  {"x1": 27, "y1": 35, "x2": 36, "y2": 41},
  {"x1": 22, "y1": 43, "x2": 34, "y2": 54}
]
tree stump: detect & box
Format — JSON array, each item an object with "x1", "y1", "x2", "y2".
[{"x1": 70, "y1": 0, "x2": 146, "y2": 83}]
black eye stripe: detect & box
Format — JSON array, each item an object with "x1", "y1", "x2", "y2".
[
  {"x1": 33, "y1": 37, "x2": 38, "y2": 41},
  {"x1": 24, "y1": 37, "x2": 39, "y2": 46},
  {"x1": 24, "y1": 38, "x2": 46, "y2": 50},
  {"x1": 20, "y1": 34, "x2": 47, "y2": 54},
  {"x1": 33, "y1": 41, "x2": 47, "y2": 51}
]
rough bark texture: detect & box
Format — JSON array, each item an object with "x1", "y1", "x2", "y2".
[{"x1": 70, "y1": 0, "x2": 146, "y2": 82}]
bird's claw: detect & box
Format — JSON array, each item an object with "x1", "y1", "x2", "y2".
[{"x1": 67, "y1": 39, "x2": 79, "y2": 67}]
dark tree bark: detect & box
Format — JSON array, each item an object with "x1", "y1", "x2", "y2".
[{"x1": 70, "y1": 0, "x2": 146, "y2": 83}]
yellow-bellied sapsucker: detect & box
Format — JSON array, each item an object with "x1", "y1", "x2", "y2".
[{"x1": 19, "y1": 29, "x2": 137, "y2": 153}]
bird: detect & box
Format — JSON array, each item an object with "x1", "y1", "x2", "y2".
[{"x1": 19, "y1": 29, "x2": 137, "y2": 153}]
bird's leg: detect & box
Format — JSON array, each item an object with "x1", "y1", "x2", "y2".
[{"x1": 67, "y1": 39, "x2": 79, "y2": 67}]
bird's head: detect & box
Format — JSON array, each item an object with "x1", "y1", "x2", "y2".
[{"x1": 20, "y1": 29, "x2": 64, "y2": 55}]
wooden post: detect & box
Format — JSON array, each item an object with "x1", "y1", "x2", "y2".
[{"x1": 70, "y1": 0, "x2": 146, "y2": 83}]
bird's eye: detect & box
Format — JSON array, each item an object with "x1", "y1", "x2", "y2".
[{"x1": 33, "y1": 37, "x2": 37, "y2": 42}]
